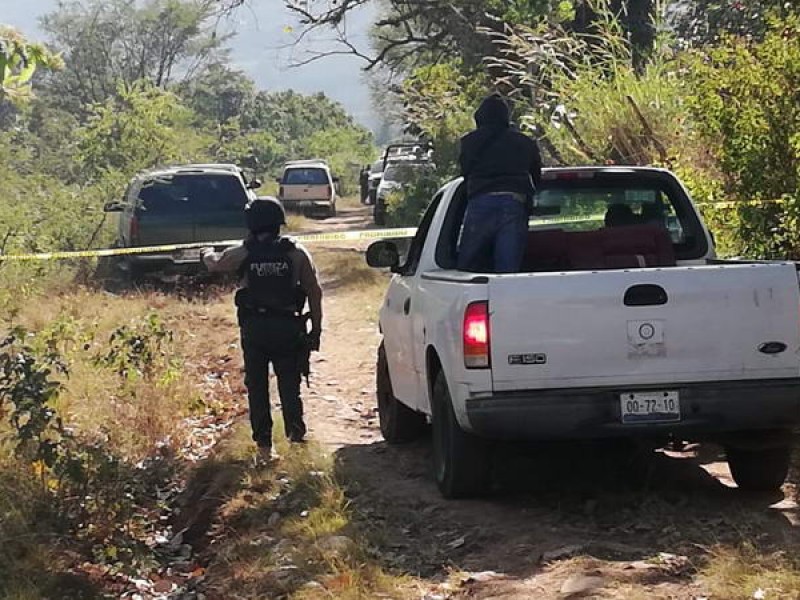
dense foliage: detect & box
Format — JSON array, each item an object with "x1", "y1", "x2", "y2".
[
  {"x1": 0, "y1": 1, "x2": 376, "y2": 262},
  {"x1": 360, "y1": 0, "x2": 800, "y2": 257}
]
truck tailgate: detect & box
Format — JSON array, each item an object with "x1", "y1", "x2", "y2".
[
  {"x1": 488, "y1": 263, "x2": 800, "y2": 391},
  {"x1": 282, "y1": 184, "x2": 329, "y2": 201}
]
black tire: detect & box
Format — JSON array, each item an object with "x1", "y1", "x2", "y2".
[
  {"x1": 376, "y1": 343, "x2": 427, "y2": 443},
  {"x1": 431, "y1": 371, "x2": 491, "y2": 498},
  {"x1": 327, "y1": 203, "x2": 337, "y2": 218},
  {"x1": 726, "y1": 445, "x2": 792, "y2": 492}
]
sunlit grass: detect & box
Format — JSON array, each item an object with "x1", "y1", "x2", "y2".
[
  {"x1": 0, "y1": 280, "x2": 239, "y2": 598},
  {"x1": 206, "y1": 421, "x2": 419, "y2": 599},
  {"x1": 701, "y1": 544, "x2": 800, "y2": 600}
]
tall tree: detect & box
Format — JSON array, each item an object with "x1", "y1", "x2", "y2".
[
  {"x1": 178, "y1": 63, "x2": 255, "y2": 125},
  {"x1": 76, "y1": 81, "x2": 200, "y2": 180},
  {"x1": 40, "y1": 0, "x2": 225, "y2": 113}
]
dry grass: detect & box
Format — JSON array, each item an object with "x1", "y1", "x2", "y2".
[
  {"x1": 315, "y1": 249, "x2": 387, "y2": 297},
  {"x1": 286, "y1": 212, "x2": 312, "y2": 233},
  {"x1": 701, "y1": 545, "x2": 800, "y2": 599},
  {"x1": 204, "y1": 423, "x2": 420, "y2": 599},
  {"x1": 337, "y1": 194, "x2": 363, "y2": 210},
  {"x1": 0, "y1": 277, "x2": 241, "y2": 598},
  {"x1": 9, "y1": 286, "x2": 231, "y2": 459}
]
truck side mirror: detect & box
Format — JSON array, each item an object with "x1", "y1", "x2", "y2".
[
  {"x1": 248, "y1": 179, "x2": 262, "y2": 190},
  {"x1": 103, "y1": 201, "x2": 125, "y2": 212},
  {"x1": 366, "y1": 240, "x2": 400, "y2": 270}
]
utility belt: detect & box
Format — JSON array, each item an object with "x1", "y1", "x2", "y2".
[
  {"x1": 237, "y1": 305, "x2": 299, "y2": 319},
  {"x1": 234, "y1": 288, "x2": 300, "y2": 320}
]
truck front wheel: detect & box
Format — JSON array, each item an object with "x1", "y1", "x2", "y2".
[
  {"x1": 431, "y1": 371, "x2": 491, "y2": 498},
  {"x1": 725, "y1": 444, "x2": 792, "y2": 492},
  {"x1": 376, "y1": 343, "x2": 426, "y2": 443}
]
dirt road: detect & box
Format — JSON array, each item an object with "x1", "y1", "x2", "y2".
[
  {"x1": 192, "y1": 206, "x2": 800, "y2": 598},
  {"x1": 307, "y1": 272, "x2": 799, "y2": 598}
]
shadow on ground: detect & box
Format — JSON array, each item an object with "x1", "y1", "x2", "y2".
[{"x1": 333, "y1": 435, "x2": 799, "y2": 582}]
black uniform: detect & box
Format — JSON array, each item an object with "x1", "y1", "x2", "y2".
[
  {"x1": 203, "y1": 196, "x2": 322, "y2": 451},
  {"x1": 236, "y1": 236, "x2": 307, "y2": 445}
]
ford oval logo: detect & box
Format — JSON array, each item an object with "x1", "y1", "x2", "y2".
[{"x1": 758, "y1": 342, "x2": 787, "y2": 355}]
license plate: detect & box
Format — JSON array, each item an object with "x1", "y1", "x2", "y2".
[{"x1": 620, "y1": 391, "x2": 680, "y2": 424}]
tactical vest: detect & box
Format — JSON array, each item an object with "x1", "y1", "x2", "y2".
[{"x1": 239, "y1": 236, "x2": 298, "y2": 312}]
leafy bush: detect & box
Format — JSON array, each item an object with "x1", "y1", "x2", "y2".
[
  {"x1": 0, "y1": 309, "x2": 194, "y2": 590},
  {"x1": 683, "y1": 13, "x2": 800, "y2": 258},
  {"x1": 385, "y1": 172, "x2": 444, "y2": 227},
  {"x1": 401, "y1": 61, "x2": 486, "y2": 177},
  {"x1": 488, "y1": 1, "x2": 687, "y2": 167}
]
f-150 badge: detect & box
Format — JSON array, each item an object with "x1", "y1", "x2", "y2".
[{"x1": 508, "y1": 353, "x2": 547, "y2": 365}]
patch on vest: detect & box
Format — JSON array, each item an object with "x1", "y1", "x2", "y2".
[{"x1": 250, "y1": 261, "x2": 290, "y2": 277}]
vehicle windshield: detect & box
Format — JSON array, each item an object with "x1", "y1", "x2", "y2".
[
  {"x1": 382, "y1": 162, "x2": 431, "y2": 183},
  {"x1": 283, "y1": 168, "x2": 328, "y2": 185},
  {"x1": 137, "y1": 174, "x2": 248, "y2": 215}
]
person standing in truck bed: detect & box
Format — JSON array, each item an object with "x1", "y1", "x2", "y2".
[{"x1": 457, "y1": 93, "x2": 543, "y2": 273}]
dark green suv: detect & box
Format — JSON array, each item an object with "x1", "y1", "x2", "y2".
[{"x1": 104, "y1": 164, "x2": 258, "y2": 278}]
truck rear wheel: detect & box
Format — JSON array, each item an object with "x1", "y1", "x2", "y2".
[
  {"x1": 376, "y1": 343, "x2": 426, "y2": 443},
  {"x1": 431, "y1": 371, "x2": 491, "y2": 498},
  {"x1": 726, "y1": 444, "x2": 792, "y2": 492}
]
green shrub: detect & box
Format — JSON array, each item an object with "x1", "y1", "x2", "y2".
[
  {"x1": 683, "y1": 13, "x2": 800, "y2": 258},
  {"x1": 385, "y1": 172, "x2": 445, "y2": 227}
]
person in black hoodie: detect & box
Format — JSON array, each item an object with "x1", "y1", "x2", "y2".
[{"x1": 457, "y1": 93, "x2": 542, "y2": 272}]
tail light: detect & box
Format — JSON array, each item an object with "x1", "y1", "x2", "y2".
[
  {"x1": 129, "y1": 213, "x2": 139, "y2": 244},
  {"x1": 463, "y1": 301, "x2": 490, "y2": 369},
  {"x1": 279, "y1": 185, "x2": 284, "y2": 198},
  {"x1": 325, "y1": 184, "x2": 332, "y2": 198}
]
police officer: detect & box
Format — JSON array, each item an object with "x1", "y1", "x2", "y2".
[{"x1": 201, "y1": 197, "x2": 323, "y2": 462}]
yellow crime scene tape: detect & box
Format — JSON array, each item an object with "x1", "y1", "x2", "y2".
[
  {"x1": 0, "y1": 200, "x2": 776, "y2": 262},
  {"x1": 0, "y1": 227, "x2": 420, "y2": 262}
]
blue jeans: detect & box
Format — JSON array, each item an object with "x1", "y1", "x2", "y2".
[{"x1": 457, "y1": 193, "x2": 528, "y2": 273}]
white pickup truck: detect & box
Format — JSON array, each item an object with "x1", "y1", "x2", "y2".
[{"x1": 366, "y1": 166, "x2": 800, "y2": 498}]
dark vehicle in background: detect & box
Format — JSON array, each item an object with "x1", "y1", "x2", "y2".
[{"x1": 103, "y1": 164, "x2": 259, "y2": 279}]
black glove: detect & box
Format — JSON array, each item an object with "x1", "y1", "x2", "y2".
[{"x1": 308, "y1": 329, "x2": 321, "y2": 352}]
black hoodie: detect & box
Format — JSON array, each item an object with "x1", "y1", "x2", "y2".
[{"x1": 458, "y1": 94, "x2": 542, "y2": 201}]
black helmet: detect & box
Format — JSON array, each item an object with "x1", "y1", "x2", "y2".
[{"x1": 245, "y1": 196, "x2": 286, "y2": 232}]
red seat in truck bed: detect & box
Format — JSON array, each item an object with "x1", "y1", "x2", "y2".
[{"x1": 523, "y1": 225, "x2": 676, "y2": 272}]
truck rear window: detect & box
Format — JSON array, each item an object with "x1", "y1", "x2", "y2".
[
  {"x1": 283, "y1": 168, "x2": 328, "y2": 185},
  {"x1": 435, "y1": 170, "x2": 709, "y2": 270},
  {"x1": 533, "y1": 186, "x2": 685, "y2": 243},
  {"x1": 138, "y1": 174, "x2": 247, "y2": 215}
]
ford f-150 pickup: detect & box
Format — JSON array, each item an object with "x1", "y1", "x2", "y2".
[{"x1": 366, "y1": 167, "x2": 800, "y2": 498}]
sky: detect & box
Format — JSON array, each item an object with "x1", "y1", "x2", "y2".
[{"x1": 0, "y1": 0, "x2": 380, "y2": 129}]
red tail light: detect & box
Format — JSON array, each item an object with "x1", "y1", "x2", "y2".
[
  {"x1": 463, "y1": 301, "x2": 490, "y2": 369},
  {"x1": 325, "y1": 184, "x2": 332, "y2": 198},
  {"x1": 129, "y1": 214, "x2": 139, "y2": 244}
]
